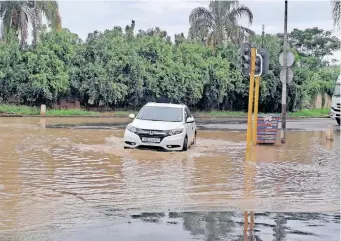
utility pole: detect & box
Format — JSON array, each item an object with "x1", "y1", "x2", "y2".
[
  {"x1": 281, "y1": 0, "x2": 288, "y2": 144},
  {"x1": 261, "y1": 24, "x2": 265, "y2": 48}
]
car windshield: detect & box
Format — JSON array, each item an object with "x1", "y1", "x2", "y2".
[
  {"x1": 136, "y1": 106, "x2": 183, "y2": 122},
  {"x1": 333, "y1": 84, "x2": 340, "y2": 97}
]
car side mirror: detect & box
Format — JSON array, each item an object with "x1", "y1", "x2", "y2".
[
  {"x1": 186, "y1": 117, "x2": 194, "y2": 123},
  {"x1": 129, "y1": 114, "x2": 135, "y2": 119}
]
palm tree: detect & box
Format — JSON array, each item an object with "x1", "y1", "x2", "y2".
[
  {"x1": 331, "y1": 0, "x2": 340, "y2": 31},
  {"x1": 0, "y1": 1, "x2": 61, "y2": 47},
  {"x1": 188, "y1": 0, "x2": 254, "y2": 47},
  {"x1": 0, "y1": 1, "x2": 35, "y2": 47},
  {"x1": 32, "y1": 1, "x2": 62, "y2": 46}
]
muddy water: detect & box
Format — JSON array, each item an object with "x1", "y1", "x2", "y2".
[{"x1": 0, "y1": 117, "x2": 339, "y2": 240}]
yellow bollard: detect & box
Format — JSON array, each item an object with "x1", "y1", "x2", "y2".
[
  {"x1": 253, "y1": 76, "x2": 260, "y2": 145},
  {"x1": 246, "y1": 48, "x2": 257, "y2": 147}
]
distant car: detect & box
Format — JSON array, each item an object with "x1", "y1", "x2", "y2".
[{"x1": 123, "y1": 102, "x2": 197, "y2": 151}]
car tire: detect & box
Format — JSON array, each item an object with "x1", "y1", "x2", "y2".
[
  {"x1": 337, "y1": 118, "x2": 340, "y2": 125},
  {"x1": 182, "y1": 136, "x2": 188, "y2": 151},
  {"x1": 192, "y1": 132, "x2": 197, "y2": 145}
]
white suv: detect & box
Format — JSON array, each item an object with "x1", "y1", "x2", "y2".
[{"x1": 123, "y1": 102, "x2": 197, "y2": 151}]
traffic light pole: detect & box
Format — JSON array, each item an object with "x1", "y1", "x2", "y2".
[
  {"x1": 253, "y1": 76, "x2": 260, "y2": 145},
  {"x1": 246, "y1": 48, "x2": 256, "y2": 147}
]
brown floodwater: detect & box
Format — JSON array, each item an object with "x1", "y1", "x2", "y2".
[{"x1": 0, "y1": 117, "x2": 339, "y2": 240}]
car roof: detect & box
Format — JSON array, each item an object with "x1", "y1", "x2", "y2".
[{"x1": 144, "y1": 102, "x2": 185, "y2": 108}]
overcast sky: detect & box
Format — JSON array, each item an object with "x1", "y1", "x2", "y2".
[
  {"x1": 58, "y1": 0, "x2": 338, "y2": 38},
  {"x1": 57, "y1": 0, "x2": 341, "y2": 61}
]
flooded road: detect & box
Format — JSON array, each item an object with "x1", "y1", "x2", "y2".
[{"x1": 0, "y1": 117, "x2": 339, "y2": 240}]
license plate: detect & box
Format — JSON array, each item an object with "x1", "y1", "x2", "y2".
[{"x1": 142, "y1": 137, "x2": 160, "y2": 143}]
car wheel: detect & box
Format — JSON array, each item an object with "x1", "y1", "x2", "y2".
[
  {"x1": 182, "y1": 136, "x2": 188, "y2": 151},
  {"x1": 192, "y1": 132, "x2": 197, "y2": 145},
  {"x1": 337, "y1": 118, "x2": 340, "y2": 125}
]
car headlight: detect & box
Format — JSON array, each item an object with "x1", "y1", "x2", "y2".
[
  {"x1": 126, "y1": 124, "x2": 137, "y2": 133},
  {"x1": 169, "y1": 128, "x2": 184, "y2": 136}
]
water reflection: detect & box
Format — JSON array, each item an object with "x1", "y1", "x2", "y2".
[
  {"x1": 73, "y1": 211, "x2": 338, "y2": 241},
  {"x1": 190, "y1": 211, "x2": 335, "y2": 241}
]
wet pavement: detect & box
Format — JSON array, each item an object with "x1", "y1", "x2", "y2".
[
  {"x1": 201, "y1": 118, "x2": 340, "y2": 131},
  {"x1": 43, "y1": 117, "x2": 340, "y2": 132},
  {"x1": 0, "y1": 117, "x2": 340, "y2": 240}
]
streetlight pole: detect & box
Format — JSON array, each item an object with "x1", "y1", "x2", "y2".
[{"x1": 280, "y1": 0, "x2": 288, "y2": 144}]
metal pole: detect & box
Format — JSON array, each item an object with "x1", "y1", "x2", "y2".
[
  {"x1": 250, "y1": 211, "x2": 255, "y2": 239},
  {"x1": 246, "y1": 48, "x2": 256, "y2": 147},
  {"x1": 281, "y1": 0, "x2": 288, "y2": 144},
  {"x1": 253, "y1": 76, "x2": 260, "y2": 145},
  {"x1": 261, "y1": 24, "x2": 265, "y2": 48},
  {"x1": 244, "y1": 211, "x2": 248, "y2": 241}
]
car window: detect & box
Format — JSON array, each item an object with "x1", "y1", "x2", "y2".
[
  {"x1": 184, "y1": 108, "x2": 188, "y2": 121},
  {"x1": 136, "y1": 106, "x2": 183, "y2": 122},
  {"x1": 185, "y1": 107, "x2": 192, "y2": 118}
]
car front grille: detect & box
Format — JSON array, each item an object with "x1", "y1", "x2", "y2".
[{"x1": 136, "y1": 129, "x2": 169, "y2": 142}]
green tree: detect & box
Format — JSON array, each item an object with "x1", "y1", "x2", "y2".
[
  {"x1": 188, "y1": 0, "x2": 254, "y2": 47},
  {"x1": 0, "y1": 19, "x2": 340, "y2": 112},
  {"x1": 277, "y1": 28, "x2": 340, "y2": 67},
  {"x1": 20, "y1": 28, "x2": 79, "y2": 105},
  {"x1": 0, "y1": 30, "x2": 22, "y2": 103},
  {"x1": 200, "y1": 54, "x2": 231, "y2": 110}
]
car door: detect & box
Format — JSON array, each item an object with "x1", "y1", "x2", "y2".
[
  {"x1": 187, "y1": 107, "x2": 196, "y2": 139},
  {"x1": 184, "y1": 107, "x2": 194, "y2": 143}
]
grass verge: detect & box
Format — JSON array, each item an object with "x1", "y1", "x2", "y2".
[
  {"x1": 0, "y1": 104, "x2": 40, "y2": 115},
  {"x1": 0, "y1": 104, "x2": 98, "y2": 116},
  {"x1": 287, "y1": 108, "x2": 330, "y2": 118},
  {"x1": 45, "y1": 109, "x2": 98, "y2": 116},
  {"x1": 0, "y1": 104, "x2": 330, "y2": 118}
]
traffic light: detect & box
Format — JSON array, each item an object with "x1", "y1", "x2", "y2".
[
  {"x1": 255, "y1": 55, "x2": 262, "y2": 76},
  {"x1": 28, "y1": 0, "x2": 36, "y2": 9},
  {"x1": 258, "y1": 48, "x2": 269, "y2": 76},
  {"x1": 241, "y1": 43, "x2": 251, "y2": 76}
]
